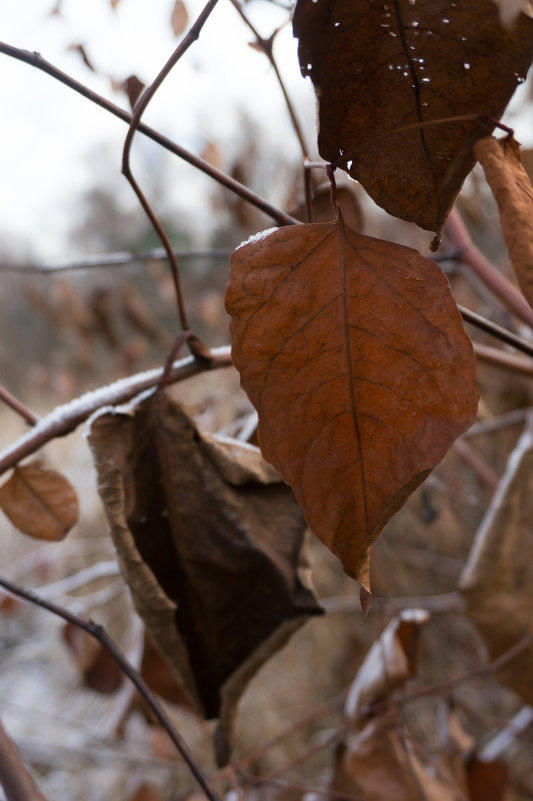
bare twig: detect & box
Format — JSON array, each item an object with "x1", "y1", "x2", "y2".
[
  {"x1": 473, "y1": 341, "x2": 533, "y2": 377},
  {"x1": 447, "y1": 208, "x2": 533, "y2": 331},
  {"x1": 0, "y1": 346, "x2": 232, "y2": 476},
  {"x1": 0, "y1": 575, "x2": 223, "y2": 801},
  {"x1": 0, "y1": 718, "x2": 49, "y2": 801},
  {"x1": 465, "y1": 408, "x2": 529, "y2": 439},
  {"x1": 0, "y1": 385, "x2": 39, "y2": 426},
  {"x1": 0, "y1": 43, "x2": 297, "y2": 227},
  {"x1": 321, "y1": 591, "x2": 464, "y2": 615},
  {"x1": 0, "y1": 249, "x2": 231, "y2": 274},
  {"x1": 458, "y1": 305, "x2": 533, "y2": 358},
  {"x1": 453, "y1": 438, "x2": 500, "y2": 491},
  {"x1": 121, "y1": 0, "x2": 221, "y2": 336}
]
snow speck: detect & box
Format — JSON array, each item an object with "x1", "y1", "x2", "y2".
[{"x1": 236, "y1": 227, "x2": 279, "y2": 250}]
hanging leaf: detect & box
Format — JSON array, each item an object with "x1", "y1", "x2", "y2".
[
  {"x1": 0, "y1": 461, "x2": 79, "y2": 541},
  {"x1": 88, "y1": 393, "x2": 321, "y2": 764},
  {"x1": 226, "y1": 221, "x2": 478, "y2": 593},
  {"x1": 475, "y1": 136, "x2": 533, "y2": 309},
  {"x1": 171, "y1": 0, "x2": 189, "y2": 37},
  {"x1": 292, "y1": 0, "x2": 533, "y2": 238},
  {"x1": 460, "y1": 413, "x2": 533, "y2": 703}
]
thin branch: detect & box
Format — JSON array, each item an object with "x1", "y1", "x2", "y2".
[
  {"x1": 0, "y1": 575, "x2": 223, "y2": 801},
  {"x1": 0, "y1": 385, "x2": 39, "y2": 426},
  {"x1": 447, "y1": 208, "x2": 533, "y2": 331},
  {"x1": 0, "y1": 249, "x2": 232, "y2": 274},
  {"x1": 473, "y1": 341, "x2": 533, "y2": 378},
  {"x1": 121, "y1": 0, "x2": 221, "y2": 335},
  {"x1": 0, "y1": 346, "x2": 232, "y2": 476},
  {"x1": 228, "y1": 0, "x2": 309, "y2": 159},
  {"x1": 453, "y1": 438, "x2": 500, "y2": 491},
  {"x1": 0, "y1": 718, "x2": 50, "y2": 801},
  {"x1": 465, "y1": 407, "x2": 529, "y2": 439},
  {"x1": 0, "y1": 42, "x2": 297, "y2": 227},
  {"x1": 321, "y1": 590, "x2": 464, "y2": 615},
  {"x1": 458, "y1": 305, "x2": 533, "y2": 358}
]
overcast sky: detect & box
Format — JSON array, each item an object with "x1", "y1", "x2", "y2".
[
  {"x1": 0, "y1": 0, "x2": 531, "y2": 262},
  {"x1": 0, "y1": 0, "x2": 313, "y2": 260}
]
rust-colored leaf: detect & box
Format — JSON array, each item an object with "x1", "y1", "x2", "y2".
[
  {"x1": 0, "y1": 461, "x2": 79, "y2": 541},
  {"x1": 292, "y1": 0, "x2": 533, "y2": 238},
  {"x1": 122, "y1": 75, "x2": 146, "y2": 110},
  {"x1": 475, "y1": 135, "x2": 533, "y2": 309},
  {"x1": 88, "y1": 393, "x2": 321, "y2": 763},
  {"x1": 226, "y1": 221, "x2": 478, "y2": 591},
  {"x1": 460, "y1": 413, "x2": 533, "y2": 703},
  {"x1": 63, "y1": 622, "x2": 124, "y2": 694},
  {"x1": 171, "y1": 0, "x2": 189, "y2": 37}
]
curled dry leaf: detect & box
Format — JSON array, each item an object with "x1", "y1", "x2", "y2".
[
  {"x1": 293, "y1": 0, "x2": 533, "y2": 238},
  {"x1": 0, "y1": 460, "x2": 79, "y2": 541},
  {"x1": 226, "y1": 221, "x2": 478, "y2": 593},
  {"x1": 333, "y1": 609, "x2": 464, "y2": 801},
  {"x1": 475, "y1": 136, "x2": 533, "y2": 309},
  {"x1": 171, "y1": 0, "x2": 189, "y2": 37},
  {"x1": 460, "y1": 413, "x2": 533, "y2": 703},
  {"x1": 88, "y1": 393, "x2": 321, "y2": 764},
  {"x1": 344, "y1": 608, "x2": 430, "y2": 722}
]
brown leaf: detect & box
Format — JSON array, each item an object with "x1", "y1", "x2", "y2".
[
  {"x1": 141, "y1": 632, "x2": 194, "y2": 709},
  {"x1": 122, "y1": 75, "x2": 146, "y2": 110},
  {"x1": 291, "y1": 179, "x2": 363, "y2": 231},
  {"x1": 466, "y1": 755, "x2": 510, "y2": 801},
  {"x1": 226, "y1": 221, "x2": 479, "y2": 591},
  {"x1": 460, "y1": 412, "x2": 533, "y2": 702},
  {"x1": 292, "y1": 0, "x2": 533, "y2": 237},
  {"x1": 334, "y1": 712, "x2": 464, "y2": 801},
  {"x1": 63, "y1": 622, "x2": 124, "y2": 694},
  {"x1": 67, "y1": 43, "x2": 96, "y2": 72},
  {"x1": 171, "y1": 0, "x2": 189, "y2": 37},
  {"x1": 475, "y1": 136, "x2": 533, "y2": 308},
  {"x1": 88, "y1": 393, "x2": 321, "y2": 763},
  {"x1": 0, "y1": 461, "x2": 79, "y2": 541},
  {"x1": 128, "y1": 784, "x2": 164, "y2": 801},
  {"x1": 344, "y1": 609, "x2": 430, "y2": 722}
]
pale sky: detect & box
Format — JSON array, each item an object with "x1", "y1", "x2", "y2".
[
  {"x1": 0, "y1": 0, "x2": 531, "y2": 261},
  {"x1": 0, "y1": 0, "x2": 313, "y2": 260}
]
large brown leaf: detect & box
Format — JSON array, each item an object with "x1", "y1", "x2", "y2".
[
  {"x1": 226, "y1": 221, "x2": 478, "y2": 592},
  {"x1": 459, "y1": 413, "x2": 533, "y2": 703},
  {"x1": 0, "y1": 460, "x2": 79, "y2": 541},
  {"x1": 88, "y1": 393, "x2": 320, "y2": 763},
  {"x1": 475, "y1": 136, "x2": 533, "y2": 309},
  {"x1": 293, "y1": 0, "x2": 533, "y2": 237}
]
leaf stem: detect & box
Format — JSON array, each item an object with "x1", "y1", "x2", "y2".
[
  {"x1": 0, "y1": 43, "x2": 297, "y2": 227},
  {"x1": 0, "y1": 717, "x2": 50, "y2": 801},
  {"x1": 0, "y1": 575, "x2": 223, "y2": 801}
]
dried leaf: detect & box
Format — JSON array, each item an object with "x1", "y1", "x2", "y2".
[
  {"x1": 460, "y1": 413, "x2": 533, "y2": 702},
  {"x1": 171, "y1": 0, "x2": 189, "y2": 36},
  {"x1": 0, "y1": 461, "x2": 79, "y2": 541},
  {"x1": 88, "y1": 393, "x2": 321, "y2": 763},
  {"x1": 226, "y1": 221, "x2": 479, "y2": 591},
  {"x1": 344, "y1": 609, "x2": 430, "y2": 722},
  {"x1": 334, "y1": 712, "x2": 464, "y2": 801},
  {"x1": 122, "y1": 75, "x2": 146, "y2": 110},
  {"x1": 63, "y1": 622, "x2": 124, "y2": 694},
  {"x1": 129, "y1": 784, "x2": 164, "y2": 801},
  {"x1": 291, "y1": 179, "x2": 363, "y2": 231},
  {"x1": 466, "y1": 755, "x2": 510, "y2": 801},
  {"x1": 475, "y1": 136, "x2": 533, "y2": 309},
  {"x1": 67, "y1": 43, "x2": 96, "y2": 72},
  {"x1": 293, "y1": 0, "x2": 533, "y2": 237}
]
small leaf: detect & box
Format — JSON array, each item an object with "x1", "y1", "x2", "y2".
[
  {"x1": 88, "y1": 393, "x2": 321, "y2": 763},
  {"x1": 460, "y1": 412, "x2": 533, "y2": 703},
  {"x1": 226, "y1": 221, "x2": 479, "y2": 591},
  {"x1": 171, "y1": 0, "x2": 189, "y2": 36},
  {"x1": 475, "y1": 136, "x2": 533, "y2": 309},
  {"x1": 0, "y1": 461, "x2": 79, "y2": 541},
  {"x1": 117, "y1": 75, "x2": 146, "y2": 110},
  {"x1": 63, "y1": 622, "x2": 124, "y2": 694},
  {"x1": 293, "y1": 0, "x2": 533, "y2": 236},
  {"x1": 67, "y1": 43, "x2": 96, "y2": 72}
]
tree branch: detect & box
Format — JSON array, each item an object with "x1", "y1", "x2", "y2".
[
  {"x1": 0, "y1": 42, "x2": 297, "y2": 227},
  {"x1": 0, "y1": 718, "x2": 49, "y2": 801},
  {"x1": 0, "y1": 346, "x2": 232, "y2": 476},
  {"x1": 0, "y1": 575, "x2": 222, "y2": 801}
]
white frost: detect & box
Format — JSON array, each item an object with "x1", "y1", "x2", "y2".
[{"x1": 235, "y1": 227, "x2": 279, "y2": 250}]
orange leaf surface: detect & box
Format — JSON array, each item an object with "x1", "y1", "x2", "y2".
[
  {"x1": 226, "y1": 221, "x2": 478, "y2": 591},
  {"x1": 475, "y1": 136, "x2": 533, "y2": 309},
  {"x1": 0, "y1": 460, "x2": 79, "y2": 541},
  {"x1": 293, "y1": 0, "x2": 533, "y2": 237}
]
